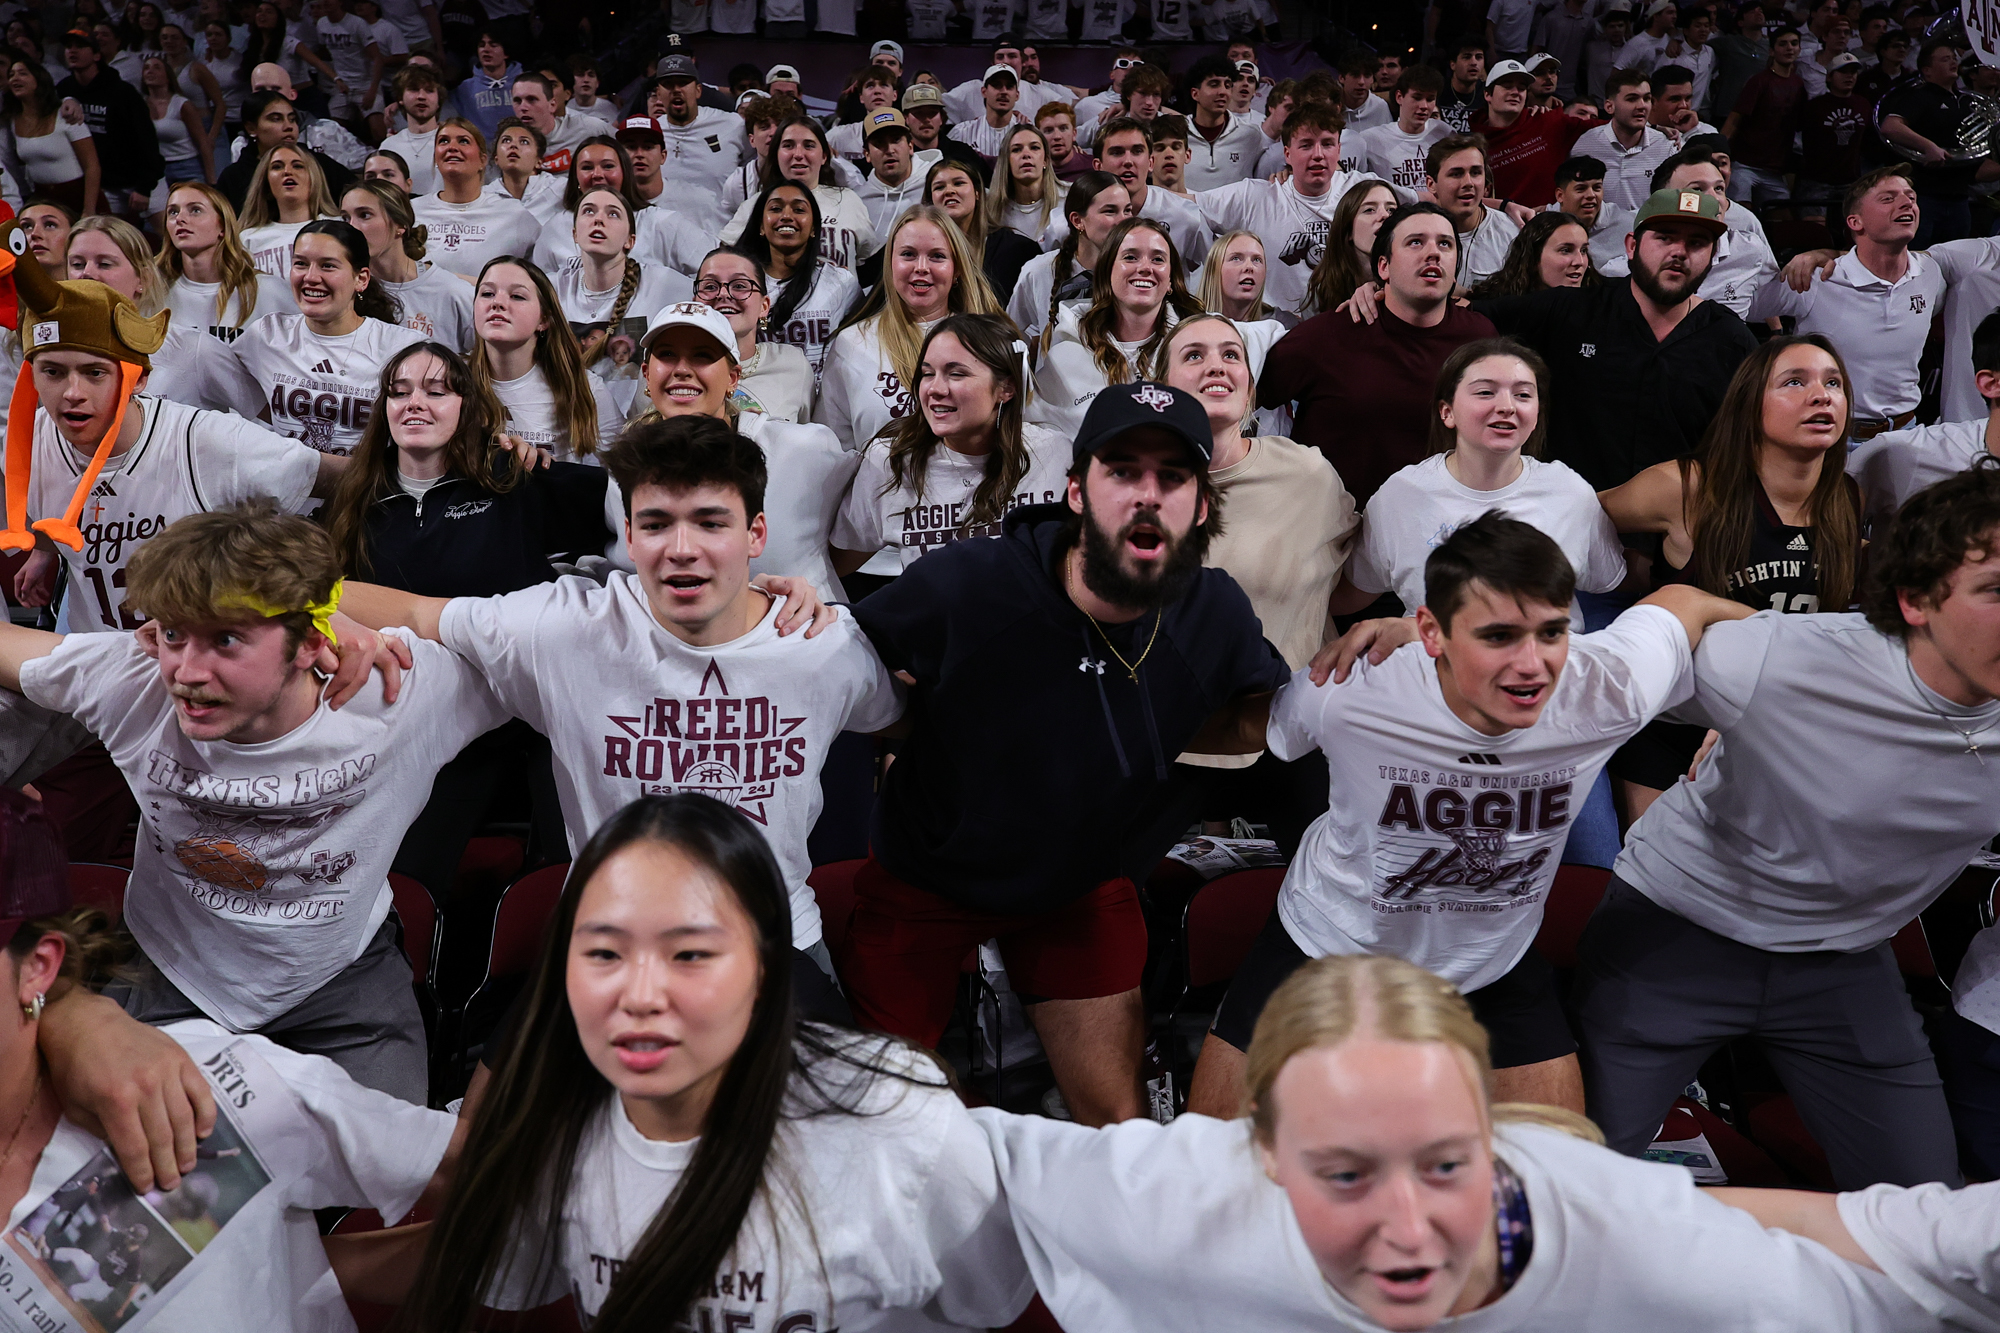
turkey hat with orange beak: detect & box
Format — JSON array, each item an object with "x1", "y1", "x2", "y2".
[{"x1": 0, "y1": 216, "x2": 169, "y2": 555}]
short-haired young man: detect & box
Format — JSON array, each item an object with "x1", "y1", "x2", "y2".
[
  {"x1": 1035, "y1": 101, "x2": 1094, "y2": 180},
  {"x1": 1848, "y1": 310, "x2": 2000, "y2": 534},
  {"x1": 1060, "y1": 117, "x2": 1210, "y2": 269},
  {"x1": 844, "y1": 382, "x2": 1289, "y2": 1127},
  {"x1": 1550, "y1": 153, "x2": 1635, "y2": 272},
  {"x1": 1334, "y1": 48, "x2": 1389, "y2": 132},
  {"x1": 1080, "y1": 61, "x2": 1172, "y2": 148},
  {"x1": 1575, "y1": 462, "x2": 2000, "y2": 1188},
  {"x1": 1185, "y1": 513, "x2": 1750, "y2": 1117},
  {"x1": 947, "y1": 63, "x2": 1023, "y2": 162},
  {"x1": 1648, "y1": 61, "x2": 1717, "y2": 135},
  {"x1": 826, "y1": 66, "x2": 899, "y2": 160},
  {"x1": 1425, "y1": 132, "x2": 1521, "y2": 287},
  {"x1": 1721, "y1": 25, "x2": 1806, "y2": 209},
  {"x1": 339, "y1": 339, "x2": 898, "y2": 1020},
  {"x1": 945, "y1": 33, "x2": 1062, "y2": 124},
  {"x1": 380, "y1": 63, "x2": 442, "y2": 194},
  {"x1": 1749, "y1": 166, "x2": 1939, "y2": 439},
  {"x1": 853, "y1": 109, "x2": 923, "y2": 239},
  {"x1": 1149, "y1": 114, "x2": 1193, "y2": 196},
  {"x1": 1437, "y1": 35, "x2": 1486, "y2": 132},
  {"x1": 1572, "y1": 68, "x2": 1678, "y2": 210},
  {"x1": 509, "y1": 68, "x2": 591, "y2": 173},
  {"x1": 0, "y1": 501, "x2": 508, "y2": 1103},
  {"x1": 1353, "y1": 65, "x2": 1449, "y2": 194},
  {"x1": 1794, "y1": 52, "x2": 1872, "y2": 225},
  {"x1": 1071, "y1": 47, "x2": 1141, "y2": 128},
  {"x1": 1194, "y1": 103, "x2": 1396, "y2": 315},
  {"x1": 902, "y1": 82, "x2": 986, "y2": 176},
  {"x1": 1581, "y1": 4, "x2": 1634, "y2": 105},
  {"x1": 1260, "y1": 203, "x2": 1495, "y2": 503},
  {"x1": 56, "y1": 24, "x2": 162, "y2": 220},
  {"x1": 1472, "y1": 57, "x2": 1602, "y2": 206},
  {"x1": 1181, "y1": 54, "x2": 1266, "y2": 190},
  {"x1": 1879, "y1": 38, "x2": 1990, "y2": 246},
  {"x1": 445, "y1": 25, "x2": 518, "y2": 142}
]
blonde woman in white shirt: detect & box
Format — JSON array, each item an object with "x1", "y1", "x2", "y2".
[
  {"x1": 237, "y1": 141, "x2": 339, "y2": 277},
  {"x1": 979, "y1": 953, "x2": 1932, "y2": 1333},
  {"x1": 1198, "y1": 227, "x2": 1290, "y2": 327},
  {"x1": 833, "y1": 311, "x2": 1069, "y2": 577},
  {"x1": 1338, "y1": 336, "x2": 1627, "y2": 630},
  {"x1": 816, "y1": 204, "x2": 1002, "y2": 459},
  {"x1": 368, "y1": 795, "x2": 1031, "y2": 1333},
  {"x1": 411, "y1": 118, "x2": 539, "y2": 279},
  {"x1": 340, "y1": 178, "x2": 474, "y2": 350},
  {"x1": 982, "y1": 122, "x2": 1061, "y2": 240},
  {"x1": 694, "y1": 246, "x2": 813, "y2": 424},
  {"x1": 157, "y1": 179, "x2": 295, "y2": 344},
  {"x1": 470, "y1": 254, "x2": 633, "y2": 463}
]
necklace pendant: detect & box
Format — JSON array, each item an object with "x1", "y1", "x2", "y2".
[{"x1": 1129, "y1": 668, "x2": 1140, "y2": 683}]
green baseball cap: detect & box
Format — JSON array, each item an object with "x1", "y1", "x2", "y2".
[{"x1": 1633, "y1": 186, "x2": 1726, "y2": 238}]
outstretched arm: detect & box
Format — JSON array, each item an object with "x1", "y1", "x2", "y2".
[
  {"x1": 1184, "y1": 692, "x2": 1274, "y2": 755},
  {"x1": 1707, "y1": 1188, "x2": 1877, "y2": 1269},
  {"x1": 1636, "y1": 584, "x2": 1755, "y2": 650},
  {"x1": 338, "y1": 581, "x2": 452, "y2": 642},
  {"x1": 0, "y1": 622, "x2": 63, "y2": 694}
]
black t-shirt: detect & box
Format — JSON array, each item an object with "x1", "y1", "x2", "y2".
[
  {"x1": 1879, "y1": 79, "x2": 1983, "y2": 198},
  {"x1": 1799, "y1": 91, "x2": 1880, "y2": 184},
  {"x1": 1438, "y1": 84, "x2": 1482, "y2": 133},
  {"x1": 853, "y1": 504, "x2": 1289, "y2": 914}
]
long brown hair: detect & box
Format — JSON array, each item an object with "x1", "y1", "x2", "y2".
[
  {"x1": 323, "y1": 341, "x2": 515, "y2": 577},
  {"x1": 470, "y1": 256, "x2": 603, "y2": 456},
  {"x1": 239, "y1": 143, "x2": 338, "y2": 228},
  {"x1": 883, "y1": 313, "x2": 1034, "y2": 529},
  {"x1": 1683, "y1": 333, "x2": 1860, "y2": 610},
  {"x1": 1426, "y1": 336, "x2": 1551, "y2": 459},
  {"x1": 1465, "y1": 210, "x2": 1601, "y2": 299},
  {"x1": 156, "y1": 182, "x2": 265, "y2": 328},
  {"x1": 1078, "y1": 217, "x2": 1201, "y2": 384},
  {"x1": 1306, "y1": 180, "x2": 1397, "y2": 316}
]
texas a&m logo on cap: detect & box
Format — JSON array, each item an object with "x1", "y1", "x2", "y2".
[
  {"x1": 31, "y1": 322, "x2": 58, "y2": 348},
  {"x1": 1132, "y1": 384, "x2": 1175, "y2": 412}
]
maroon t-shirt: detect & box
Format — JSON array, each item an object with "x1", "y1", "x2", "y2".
[
  {"x1": 1258, "y1": 304, "x2": 1498, "y2": 505},
  {"x1": 1473, "y1": 105, "x2": 1602, "y2": 206},
  {"x1": 1729, "y1": 68, "x2": 1807, "y2": 168}
]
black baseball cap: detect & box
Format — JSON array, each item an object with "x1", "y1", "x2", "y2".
[
  {"x1": 0, "y1": 789, "x2": 71, "y2": 945},
  {"x1": 1073, "y1": 381, "x2": 1213, "y2": 469},
  {"x1": 658, "y1": 54, "x2": 699, "y2": 81}
]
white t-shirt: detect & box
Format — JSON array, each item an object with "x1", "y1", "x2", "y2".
[
  {"x1": 19, "y1": 631, "x2": 508, "y2": 1029},
  {"x1": 1616, "y1": 612, "x2": 2000, "y2": 951},
  {"x1": 380, "y1": 261, "x2": 476, "y2": 350},
  {"x1": 22, "y1": 396, "x2": 319, "y2": 633},
  {"x1": 736, "y1": 341, "x2": 813, "y2": 424},
  {"x1": 1922, "y1": 235, "x2": 2000, "y2": 425},
  {"x1": 553, "y1": 260, "x2": 690, "y2": 329},
  {"x1": 658, "y1": 108, "x2": 751, "y2": 233},
  {"x1": 814, "y1": 319, "x2": 936, "y2": 455},
  {"x1": 481, "y1": 172, "x2": 566, "y2": 227},
  {"x1": 975, "y1": 1110, "x2": 1931, "y2": 1333},
  {"x1": 437, "y1": 579, "x2": 902, "y2": 949},
  {"x1": 1348, "y1": 455, "x2": 1628, "y2": 631},
  {"x1": 1458, "y1": 207, "x2": 1523, "y2": 287},
  {"x1": 10, "y1": 118, "x2": 91, "y2": 186},
  {"x1": 1356, "y1": 119, "x2": 1451, "y2": 195},
  {"x1": 378, "y1": 124, "x2": 439, "y2": 196},
  {"x1": 239, "y1": 220, "x2": 314, "y2": 279},
  {"x1": 1846, "y1": 418, "x2": 1990, "y2": 535},
  {"x1": 1268, "y1": 605, "x2": 1691, "y2": 991},
  {"x1": 0, "y1": 1020, "x2": 452, "y2": 1332},
  {"x1": 486, "y1": 1036, "x2": 1030, "y2": 1329},
  {"x1": 1839, "y1": 1181, "x2": 2000, "y2": 1330},
  {"x1": 165, "y1": 272, "x2": 298, "y2": 344},
  {"x1": 1005, "y1": 248, "x2": 1064, "y2": 342},
  {"x1": 947, "y1": 115, "x2": 1015, "y2": 160},
  {"x1": 832, "y1": 422, "x2": 1071, "y2": 569},
  {"x1": 489, "y1": 364, "x2": 633, "y2": 465},
  {"x1": 737, "y1": 409, "x2": 865, "y2": 604},
  {"x1": 1195, "y1": 173, "x2": 1392, "y2": 316},
  {"x1": 907, "y1": 0, "x2": 952, "y2": 38},
  {"x1": 767, "y1": 261, "x2": 864, "y2": 385},
  {"x1": 316, "y1": 11, "x2": 376, "y2": 92},
  {"x1": 411, "y1": 191, "x2": 541, "y2": 278},
  {"x1": 228, "y1": 313, "x2": 426, "y2": 455},
  {"x1": 720, "y1": 184, "x2": 880, "y2": 276}
]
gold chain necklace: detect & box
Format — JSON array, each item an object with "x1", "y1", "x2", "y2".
[
  {"x1": 1067, "y1": 551, "x2": 1161, "y2": 683},
  {"x1": 0, "y1": 1067, "x2": 43, "y2": 1178}
]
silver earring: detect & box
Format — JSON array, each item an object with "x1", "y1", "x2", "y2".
[{"x1": 22, "y1": 992, "x2": 43, "y2": 1022}]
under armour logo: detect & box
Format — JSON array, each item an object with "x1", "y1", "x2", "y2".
[
  {"x1": 1132, "y1": 384, "x2": 1175, "y2": 412},
  {"x1": 1079, "y1": 656, "x2": 1106, "y2": 675}
]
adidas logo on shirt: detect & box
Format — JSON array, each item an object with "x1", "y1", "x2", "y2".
[
  {"x1": 311, "y1": 359, "x2": 335, "y2": 374},
  {"x1": 1786, "y1": 534, "x2": 1810, "y2": 551},
  {"x1": 1457, "y1": 753, "x2": 1503, "y2": 765}
]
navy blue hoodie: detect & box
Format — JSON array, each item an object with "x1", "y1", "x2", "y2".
[{"x1": 853, "y1": 502, "x2": 1288, "y2": 915}]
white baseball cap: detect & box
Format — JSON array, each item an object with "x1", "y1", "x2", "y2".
[
  {"x1": 1646, "y1": 0, "x2": 1674, "y2": 15},
  {"x1": 870, "y1": 39, "x2": 904, "y2": 62},
  {"x1": 1827, "y1": 51, "x2": 1863, "y2": 71},
  {"x1": 639, "y1": 301, "x2": 738, "y2": 361},
  {"x1": 765, "y1": 64, "x2": 801, "y2": 84},
  {"x1": 1486, "y1": 58, "x2": 1534, "y2": 85},
  {"x1": 1524, "y1": 51, "x2": 1561, "y2": 73},
  {"x1": 983, "y1": 63, "x2": 1020, "y2": 84}
]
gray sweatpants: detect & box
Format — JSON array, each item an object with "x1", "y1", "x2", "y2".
[
  {"x1": 1573, "y1": 878, "x2": 1961, "y2": 1190},
  {"x1": 107, "y1": 917, "x2": 428, "y2": 1105}
]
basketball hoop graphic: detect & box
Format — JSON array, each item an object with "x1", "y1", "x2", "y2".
[
  {"x1": 1446, "y1": 825, "x2": 1510, "y2": 875},
  {"x1": 681, "y1": 759, "x2": 743, "y2": 807}
]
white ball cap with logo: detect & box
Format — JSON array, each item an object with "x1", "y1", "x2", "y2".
[{"x1": 639, "y1": 302, "x2": 740, "y2": 362}]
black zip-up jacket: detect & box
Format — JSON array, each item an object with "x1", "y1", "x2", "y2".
[
  {"x1": 359, "y1": 459, "x2": 614, "y2": 597},
  {"x1": 57, "y1": 67, "x2": 163, "y2": 197},
  {"x1": 1473, "y1": 277, "x2": 1759, "y2": 491},
  {"x1": 853, "y1": 503, "x2": 1288, "y2": 915}
]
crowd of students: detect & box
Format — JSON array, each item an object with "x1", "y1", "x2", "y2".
[{"x1": 0, "y1": 2, "x2": 1997, "y2": 1329}]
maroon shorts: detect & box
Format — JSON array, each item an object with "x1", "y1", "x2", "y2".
[{"x1": 839, "y1": 857, "x2": 1150, "y2": 1049}]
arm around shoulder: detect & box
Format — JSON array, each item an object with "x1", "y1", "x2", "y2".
[
  {"x1": 0, "y1": 622, "x2": 62, "y2": 694},
  {"x1": 1637, "y1": 583, "x2": 1756, "y2": 651},
  {"x1": 337, "y1": 581, "x2": 450, "y2": 642}
]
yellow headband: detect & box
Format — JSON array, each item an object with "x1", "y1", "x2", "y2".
[{"x1": 220, "y1": 579, "x2": 344, "y2": 646}]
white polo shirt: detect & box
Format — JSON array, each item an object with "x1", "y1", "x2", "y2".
[
  {"x1": 1697, "y1": 206, "x2": 1779, "y2": 318},
  {"x1": 1746, "y1": 249, "x2": 1945, "y2": 421},
  {"x1": 1569, "y1": 199, "x2": 1636, "y2": 276},
  {"x1": 1845, "y1": 418, "x2": 1991, "y2": 533},
  {"x1": 1570, "y1": 122, "x2": 1678, "y2": 212},
  {"x1": 1921, "y1": 234, "x2": 2000, "y2": 424}
]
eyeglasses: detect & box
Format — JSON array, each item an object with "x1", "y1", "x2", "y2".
[{"x1": 694, "y1": 277, "x2": 764, "y2": 298}]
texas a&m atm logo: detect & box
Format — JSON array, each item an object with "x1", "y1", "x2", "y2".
[{"x1": 600, "y1": 662, "x2": 808, "y2": 826}]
